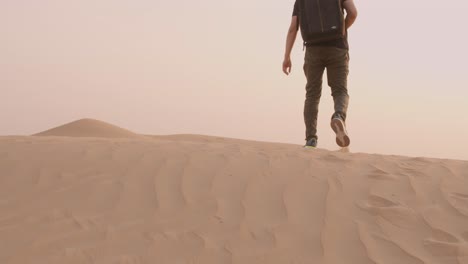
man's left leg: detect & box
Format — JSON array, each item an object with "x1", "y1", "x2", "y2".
[
  {"x1": 327, "y1": 48, "x2": 350, "y2": 147},
  {"x1": 327, "y1": 48, "x2": 349, "y2": 120}
]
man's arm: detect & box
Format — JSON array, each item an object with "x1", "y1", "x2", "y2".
[
  {"x1": 283, "y1": 16, "x2": 299, "y2": 75},
  {"x1": 343, "y1": 0, "x2": 358, "y2": 29}
]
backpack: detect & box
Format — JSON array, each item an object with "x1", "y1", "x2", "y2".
[{"x1": 297, "y1": 0, "x2": 345, "y2": 45}]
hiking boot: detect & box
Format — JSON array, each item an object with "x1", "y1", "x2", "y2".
[
  {"x1": 304, "y1": 138, "x2": 318, "y2": 149},
  {"x1": 331, "y1": 113, "x2": 350, "y2": 147}
]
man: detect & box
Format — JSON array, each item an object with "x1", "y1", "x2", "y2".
[{"x1": 282, "y1": 0, "x2": 358, "y2": 148}]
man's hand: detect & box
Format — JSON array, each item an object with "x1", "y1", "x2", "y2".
[
  {"x1": 283, "y1": 16, "x2": 298, "y2": 76},
  {"x1": 283, "y1": 57, "x2": 292, "y2": 75}
]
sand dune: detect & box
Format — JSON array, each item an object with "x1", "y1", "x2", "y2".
[
  {"x1": 1, "y1": 119, "x2": 468, "y2": 264},
  {"x1": 33, "y1": 118, "x2": 141, "y2": 138}
]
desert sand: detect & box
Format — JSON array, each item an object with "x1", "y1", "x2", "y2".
[{"x1": 1, "y1": 119, "x2": 468, "y2": 264}]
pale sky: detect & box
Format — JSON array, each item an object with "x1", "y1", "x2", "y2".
[{"x1": 2, "y1": 0, "x2": 468, "y2": 160}]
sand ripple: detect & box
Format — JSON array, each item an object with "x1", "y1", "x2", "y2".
[{"x1": 1, "y1": 134, "x2": 468, "y2": 263}]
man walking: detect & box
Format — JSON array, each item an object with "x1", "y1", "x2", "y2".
[{"x1": 283, "y1": 0, "x2": 358, "y2": 148}]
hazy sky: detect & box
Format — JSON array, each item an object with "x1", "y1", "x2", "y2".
[{"x1": 2, "y1": 0, "x2": 468, "y2": 160}]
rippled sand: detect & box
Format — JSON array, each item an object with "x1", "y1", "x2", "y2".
[{"x1": 1, "y1": 119, "x2": 468, "y2": 264}]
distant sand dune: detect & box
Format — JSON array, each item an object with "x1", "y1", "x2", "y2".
[
  {"x1": 1, "y1": 119, "x2": 468, "y2": 264},
  {"x1": 33, "y1": 118, "x2": 141, "y2": 138}
]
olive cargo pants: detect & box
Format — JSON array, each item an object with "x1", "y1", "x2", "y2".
[{"x1": 303, "y1": 46, "x2": 350, "y2": 141}]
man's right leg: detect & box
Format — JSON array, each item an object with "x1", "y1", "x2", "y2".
[{"x1": 303, "y1": 47, "x2": 325, "y2": 142}]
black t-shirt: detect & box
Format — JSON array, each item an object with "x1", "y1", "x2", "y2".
[{"x1": 292, "y1": 0, "x2": 349, "y2": 50}]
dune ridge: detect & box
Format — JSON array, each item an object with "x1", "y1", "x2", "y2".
[{"x1": 1, "y1": 120, "x2": 468, "y2": 264}]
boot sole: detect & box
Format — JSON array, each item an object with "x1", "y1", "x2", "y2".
[
  {"x1": 331, "y1": 118, "x2": 350, "y2": 147},
  {"x1": 303, "y1": 146, "x2": 316, "y2": 149}
]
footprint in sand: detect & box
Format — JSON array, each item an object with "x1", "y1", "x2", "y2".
[
  {"x1": 430, "y1": 228, "x2": 459, "y2": 243},
  {"x1": 452, "y1": 192, "x2": 468, "y2": 199},
  {"x1": 365, "y1": 195, "x2": 400, "y2": 207},
  {"x1": 447, "y1": 192, "x2": 468, "y2": 217},
  {"x1": 367, "y1": 167, "x2": 398, "y2": 181},
  {"x1": 423, "y1": 239, "x2": 460, "y2": 260},
  {"x1": 358, "y1": 194, "x2": 400, "y2": 216},
  {"x1": 359, "y1": 195, "x2": 419, "y2": 228}
]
